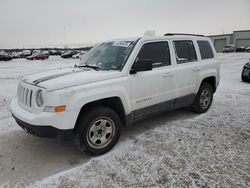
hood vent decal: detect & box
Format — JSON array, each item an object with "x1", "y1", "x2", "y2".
[{"x1": 32, "y1": 69, "x2": 89, "y2": 85}]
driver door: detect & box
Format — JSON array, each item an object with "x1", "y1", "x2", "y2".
[{"x1": 129, "y1": 41, "x2": 176, "y2": 120}]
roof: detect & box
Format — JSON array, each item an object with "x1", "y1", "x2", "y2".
[{"x1": 105, "y1": 35, "x2": 209, "y2": 43}]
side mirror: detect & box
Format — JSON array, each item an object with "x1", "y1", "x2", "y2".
[{"x1": 130, "y1": 59, "x2": 153, "y2": 74}]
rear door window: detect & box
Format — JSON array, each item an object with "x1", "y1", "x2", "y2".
[{"x1": 173, "y1": 40, "x2": 197, "y2": 64}]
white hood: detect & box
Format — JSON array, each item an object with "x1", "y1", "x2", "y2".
[{"x1": 22, "y1": 67, "x2": 122, "y2": 91}]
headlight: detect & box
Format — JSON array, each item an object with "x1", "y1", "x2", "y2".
[{"x1": 36, "y1": 90, "x2": 44, "y2": 107}]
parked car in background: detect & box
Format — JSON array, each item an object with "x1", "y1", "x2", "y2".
[
  {"x1": 245, "y1": 47, "x2": 250, "y2": 52},
  {"x1": 236, "y1": 46, "x2": 247, "y2": 52},
  {"x1": 61, "y1": 51, "x2": 79, "y2": 58},
  {"x1": 49, "y1": 50, "x2": 62, "y2": 56},
  {"x1": 32, "y1": 50, "x2": 42, "y2": 55},
  {"x1": 26, "y1": 53, "x2": 49, "y2": 60},
  {"x1": 59, "y1": 50, "x2": 65, "y2": 55},
  {"x1": 23, "y1": 50, "x2": 32, "y2": 57},
  {"x1": 222, "y1": 44, "x2": 235, "y2": 53},
  {"x1": 72, "y1": 51, "x2": 86, "y2": 59},
  {"x1": 242, "y1": 60, "x2": 250, "y2": 82},
  {"x1": 12, "y1": 51, "x2": 24, "y2": 59},
  {"x1": 43, "y1": 51, "x2": 50, "y2": 55},
  {"x1": 0, "y1": 53, "x2": 12, "y2": 61}
]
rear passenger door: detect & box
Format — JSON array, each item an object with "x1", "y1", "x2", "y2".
[{"x1": 172, "y1": 40, "x2": 199, "y2": 98}]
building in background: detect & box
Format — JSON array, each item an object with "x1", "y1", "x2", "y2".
[{"x1": 209, "y1": 30, "x2": 250, "y2": 52}]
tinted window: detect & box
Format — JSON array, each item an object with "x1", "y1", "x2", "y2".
[
  {"x1": 174, "y1": 41, "x2": 197, "y2": 63},
  {"x1": 197, "y1": 40, "x2": 214, "y2": 59},
  {"x1": 137, "y1": 42, "x2": 171, "y2": 68}
]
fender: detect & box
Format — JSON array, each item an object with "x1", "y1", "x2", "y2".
[{"x1": 195, "y1": 69, "x2": 217, "y2": 94}]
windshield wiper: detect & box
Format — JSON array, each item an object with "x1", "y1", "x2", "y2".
[{"x1": 74, "y1": 64, "x2": 100, "y2": 71}]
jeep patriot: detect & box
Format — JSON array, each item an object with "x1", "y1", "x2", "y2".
[{"x1": 11, "y1": 33, "x2": 220, "y2": 155}]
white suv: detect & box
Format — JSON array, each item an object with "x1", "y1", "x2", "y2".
[{"x1": 11, "y1": 33, "x2": 220, "y2": 155}]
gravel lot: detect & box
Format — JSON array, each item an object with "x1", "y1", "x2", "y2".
[{"x1": 0, "y1": 54, "x2": 250, "y2": 187}]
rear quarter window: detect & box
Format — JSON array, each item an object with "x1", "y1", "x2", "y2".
[{"x1": 197, "y1": 40, "x2": 214, "y2": 59}]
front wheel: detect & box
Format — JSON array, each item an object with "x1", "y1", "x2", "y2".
[
  {"x1": 75, "y1": 107, "x2": 121, "y2": 156},
  {"x1": 192, "y1": 83, "x2": 213, "y2": 114}
]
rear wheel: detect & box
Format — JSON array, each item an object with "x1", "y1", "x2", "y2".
[
  {"x1": 192, "y1": 83, "x2": 213, "y2": 114},
  {"x1": 75, "y1": 107, "x2": 121, "y2": 156},
  {"x1": 241, "y1": 71, "x2": 248, "y2": 82}
]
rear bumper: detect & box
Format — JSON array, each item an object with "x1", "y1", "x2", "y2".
[{"x1": 13, "y1": 115, "x2": 73, "y2": 138}]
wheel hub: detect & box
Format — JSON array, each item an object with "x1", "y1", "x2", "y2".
[
  {"x1": 98, "y1": 129, "x2": 102, "y2": 135},
  {"x1": 94, "y1": 126, "x2": 106, "y2": 137},
  {"x1": 87, "y1": 117, "x2": 115, "y2": 149},
  {"x1": 200, "y1": 89, "x2": 211, "y2": 109}
]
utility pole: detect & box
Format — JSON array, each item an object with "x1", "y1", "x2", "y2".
[{"x1": 64, "y1": 27, "x2": 67, "y2": 48}]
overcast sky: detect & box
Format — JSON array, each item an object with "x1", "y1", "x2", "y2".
[{"x1": 0, "y1": 0, "x2": 250, "y2": 49}]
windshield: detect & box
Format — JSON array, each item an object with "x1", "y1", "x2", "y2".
[{"x1": 79, "y1": 40, "x2": 136, "y2": 71}]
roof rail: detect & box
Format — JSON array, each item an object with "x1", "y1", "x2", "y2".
[{"x1": 164, "y1": 33, "x2": 205, "y2": 37}]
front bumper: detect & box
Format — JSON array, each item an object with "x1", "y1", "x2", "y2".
[
  {"x1": 10, "y1": 98, "x2": 79, "y2": 137},
  {"x1": 13, "y1": 115, "x2": 73, "y2": 138}
]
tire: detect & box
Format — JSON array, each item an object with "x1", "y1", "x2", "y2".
[
  {"x1": 241, "y1": 72, "x2": 248, "y2": 82},
  {"x1": 192, "y1": 83, "x2": 213, "y2": 114},
  {"x1": 75, "y1": 107, "x2": 121, "y2": 156}
]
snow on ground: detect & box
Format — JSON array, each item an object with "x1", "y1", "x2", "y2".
[{"x1": 0, "y1": 54, "x2": 250, "y2": 187}]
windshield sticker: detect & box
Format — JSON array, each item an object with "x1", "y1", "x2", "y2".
[{"x1": 112, "y1": 41, "x2": 131, "y2": 48}]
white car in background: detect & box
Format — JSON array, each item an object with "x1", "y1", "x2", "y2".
[
  {"x1": 222, "y1": 44, "x2": 235, "y2": 53},
  {"x1": 23, "y1": 50, "x2": 32, "y2": 57},
  {"x1": 72, "y1": 51, "x2": 87, "y2": 59},
  {"x1": 12, "y1": 51, "x2": 24, "y2": 59}
]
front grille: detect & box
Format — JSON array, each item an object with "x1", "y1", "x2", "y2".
[{"x1": 18, "y1": 84, "x2": 33, "y2": 108}]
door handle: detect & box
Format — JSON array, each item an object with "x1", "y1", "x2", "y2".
[
  {"x1": 163, "y1": 72, "x2": 174, "y2": 78},
  {"x1": 193, "y1": 67, "x2": 201, "y2": 71}
]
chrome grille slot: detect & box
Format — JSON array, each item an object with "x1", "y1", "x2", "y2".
[
  {"x1": 25, "y1": 88, "x2": 28, "y2": 105},
  {"x1": 22, "y1": 87, "x2": 26, "y2": 104},
  {"x1": 22, "y1": 87, "x2": 25, "y2": 104},
  {"x1": 30, "y1": 90, "x2": 33, "y2": 107},
  {"x1": 17, "y1": 84, "x2": 34, "y2": 109}
]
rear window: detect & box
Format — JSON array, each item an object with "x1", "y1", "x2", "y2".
[
  {"x1": 173, "y1": 41, "x2": 197, "y2": 64},
  {"x1": 197, "y1": 40, "x2": 214, "y2": 59}
]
